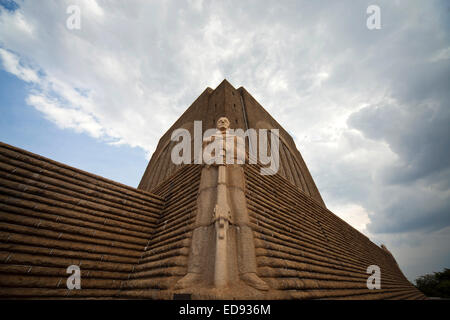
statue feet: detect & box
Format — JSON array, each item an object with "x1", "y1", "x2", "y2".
[
  {"x1": 174, "y1": 272, "x2": 202, "y2": 289},
  {"x1": 241, "y1": 272, "x2": 269, "y2": 291}
]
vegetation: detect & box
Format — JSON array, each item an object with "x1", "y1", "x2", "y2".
[{"x1": 414, "y1": 268, "x2": 450, "y2": 298}]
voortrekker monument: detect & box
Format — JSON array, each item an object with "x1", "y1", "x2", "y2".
[{"x1": 0, "y1": 79, "x2": 424, "y2": 299}]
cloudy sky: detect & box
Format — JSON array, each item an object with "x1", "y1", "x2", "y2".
[{"x1": 0, "y1": 0, "x2": 449, "y2": 282}]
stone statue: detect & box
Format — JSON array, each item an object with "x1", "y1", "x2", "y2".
[
  {"x1": 201, "y1": 117, "x2": 246, "y2": 166},
  {"x1": 175, "y1": 117, "x2": 269, "y2": 291}
]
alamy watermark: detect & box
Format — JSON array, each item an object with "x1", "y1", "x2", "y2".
[
  {"x1": 366, "y1": 265, "x2": 381, "y2": 289},
  {"x1": 366, "y1": 5, "x2": 381, "y2": 30},
  {"x1": 66, "y1": 265, "x2": 81, "y2": 289},
  {"x1": 66, "y1": 5, "x2": 81, "y2": 30},
  {"x1": 65, "y1": 5, "x2": 381, "y2": 31}
]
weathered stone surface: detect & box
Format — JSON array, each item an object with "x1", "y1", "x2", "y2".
[
  {"x1": 0, "y1": 141, "x2": 164, "y2": 298},
  {"x1": 139, "y1": 79, "x2": 325, "y2": 206},
  {"x1": 0, "y1": 80, "x2": 425, "y2": 299},
  {"x1": 174, "y1": 118, "x2": 268, "y2": 294}
]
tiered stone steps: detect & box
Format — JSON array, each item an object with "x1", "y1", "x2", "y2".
[
  {"x1": 0, "y1": 141, "x2": 425, "y2": 299},
  {"x1": 118, "y1": 165, "x2": 201, "y2": 299},
  {"x1": 244, "y1": 164, "x2": 424, "y2": 300},
  {"x1": 0, "y1": 142, "x2": 163, "y2": 298}
]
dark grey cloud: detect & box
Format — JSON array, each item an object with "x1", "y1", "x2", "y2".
[
  {"x1": 371, "y1": 186, "x2": 450, "y2": 234},
  {"x1": 345, "y1": 25, "x2": 450, "y2": 233},
  {"x1": 347, "y1": 98, "x2": 450, "y2": 234},
  {"x1": 348, "y1": 101, "x2": 450, "y2": 184}
]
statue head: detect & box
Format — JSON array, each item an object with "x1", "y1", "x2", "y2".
[{"x1": 217, "y1": 117, "x2": 230, "y2": 131}]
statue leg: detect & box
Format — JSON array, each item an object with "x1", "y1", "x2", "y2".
[
  {"x1": 175, "y1": 166, "x2": 218, "y2": 289},
  {"x1": 227, "y1": 165, "x2": 269, "y2": 291}
]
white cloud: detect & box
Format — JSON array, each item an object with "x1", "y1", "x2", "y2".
[
  {"x1": 0, "y1": 0, "x2": 449, "y2": 280},
  {"x1": 82, "y1": 0, "x2": 104, "y2": 17},
  {"x1": 26, "y1": 94, "x2": 103, "y2": 138},
  {"x1": 0, "y1": 48, "x2": 39, "y2": 83},
  {"x1": 328, "y1": 202, "x2": 371, "y2": 234},
  {"x1": 11, "y1": 11, "x2": 34, "y2": 35},
  {"x1": 187, "y1": 0, "x2": 204, "y2": 12}
]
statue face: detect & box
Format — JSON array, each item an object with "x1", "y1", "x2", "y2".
[{"x1": 217, "y1": 117, "x2": 230, "y2": 130}]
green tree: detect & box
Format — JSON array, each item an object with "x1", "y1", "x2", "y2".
[{"x1": 415, "y1": 268, "x2": 450, "y2": 298}]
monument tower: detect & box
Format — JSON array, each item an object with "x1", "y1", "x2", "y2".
[{"x1": 0, "y1": 80, "x2": 424, "y2": 299}]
